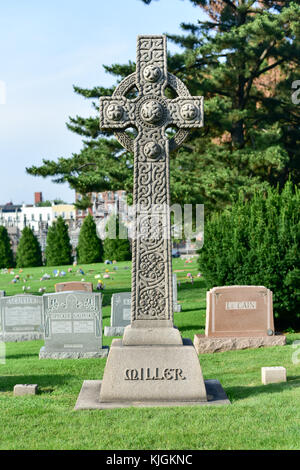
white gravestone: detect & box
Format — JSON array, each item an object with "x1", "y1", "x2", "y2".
[
  {"x1": 0, "y1": 295, "x2": 43, "y2": 342},
  {"x1": 39, "y1": 292, "x2": 108, "y2": 359}
]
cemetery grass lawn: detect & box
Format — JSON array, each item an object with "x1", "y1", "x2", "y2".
[{"x1": 0, "y1": 258, "x2": 299, "y2": 450}]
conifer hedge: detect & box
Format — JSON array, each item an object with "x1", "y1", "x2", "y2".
[
  {"x1": 0, "y1": 226, "x2": 14, "y2": 269},
  {"x1": 103, "y1": 214, "x2": 131, "y2": 262},
  {"x1": 198, "y1": 182, "x2": 300, "y2": 329},
  {"x1": 45, "y1": 216, "x2": 73, "y2": 266},
  {"x1": 77, "y1": 214, "x2": 103, "y2": 264},
  {"x1": 16, "y1": 227, "x2": 42, "y2": 268}
]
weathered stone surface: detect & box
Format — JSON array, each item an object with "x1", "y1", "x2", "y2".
[
  {"x1": 75, "y1": 35, "x2": 210, "y2": 408},
  {"x1": 105, "y1": 285, "x2": 181, "y2": 338},
  {"x1": 40, "y1": 291, "x2": 106, "y2": 359},
  {"x1": 194, "y1": 334, "x2": 286, "y2": 354},
  {"x1": 75, "y1": 379, "x2": 230, "y2": 410},
  {"x1": 39, "y1": 346, "x2": 108, "y2": 359},
  {"x1": 104, "y1": 326, "x2": 126, "y2": 337},
  {"x1": 173, "y1": 273, "x2": 182, "y2": 313},
  {"x1": 104, "y1": 292, "x2": 131, "y2": 337},
  {"x1": 0, "y1": 332, "x2": 43, "y2": 342},
  {"x1": 14, "y1": 384, "x2": 38, "y2": 396},
  {"x1": 100, "y1": 35, "x2": 203, "y2": 346},
  {"x1": 55, "y1": 282, "x2": 93, "y2": 292},
  {"x1": 205, "y1": 285, "x2": 275, "y2": 337},
  {"x1": 99, "y1": 339, "x2": 207, "y2": 403},
  {"x1": 0, "y1": 295, "x2": 43, "y2": 342},
  {"x1": 261, "y1": 366, "x2": 287, "y2": 385}
]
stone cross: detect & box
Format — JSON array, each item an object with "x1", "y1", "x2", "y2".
[{"x1": 100, "y1": 35, "x2": 203, "y2": 343}]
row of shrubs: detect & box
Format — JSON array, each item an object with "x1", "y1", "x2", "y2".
[{"x1": 0, "y1": 214, "x2": 131, "y2": 268}]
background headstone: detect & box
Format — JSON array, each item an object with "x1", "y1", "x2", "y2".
[
  {"x1": 105, "y1": 280, "x2": 181, "y2": 337},
  {"x1": 104, "y1": 292, "x2": 131, "y2": 336},
  {"x1": 39, "y1": 292, "x2": 108, "y2": 358},
  {"x1": 0, "y1": 295, "x2": 43, "y2": 342},
  {"x1": 55, "y1": 281, "x2": 93, "y2": 292},
  {"x1": 0, "y1": 291, "x2": 5, "y2": 297},
  {"x1": 194, "y1": 285, "x2": 286, "y2": 353},
  {"x1": 172, "y1": 274, "x2": 182, "y2": 313},
  {"x1": 205, "y1": 285, "x2": 274, "y2": 337}
]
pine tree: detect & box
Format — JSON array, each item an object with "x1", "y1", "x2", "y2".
[
  {"x1": 16, "y1": 227, "x2": 43, "y2": 268},
  {"x1": 26, "y1": 1, "x2": 300, "y2": 214},
  {"x1": 0, "y1": 226, "x2": 14, "y2": 269},
  {"x1": 103, "y1": 214, "x2": 131, "y2": 261},
  {"x1": 77, "y1": 214, "x2": 104, "y2": 264},
  {"x1": 45, "y1": 216, "x2": 73, "y2": 266}
]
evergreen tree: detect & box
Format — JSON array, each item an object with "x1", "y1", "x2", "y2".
[
  {"x1": 16, "y1": 227, "x2": 43, "y2": 268},
  {"x1": 77, "y1": 214, "x2": 104, "y2": 264},
  {"x1": 103, "y1": 214, "x2": 131, "y2": 261},
  {"x1": 26, "y1": 1, "x2": 300, "y2": 215},
  {"x1": 0, "y1": 226, "x2": 14, "y2": 269},
  {"x1": 45, "y1": 216, "x2": 73, "y2": 266}
]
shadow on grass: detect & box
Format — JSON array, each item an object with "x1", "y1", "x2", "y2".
[
  {"x1": 0, "y1": 374, "x2": 74, "y2": 393},
  {"x1": 178, "y1": 325, "x2": 205, "y2": 333},
  {"x1": 226, "y1": 375, "x2": 300, "y2": 402},
  {"x1": 177, "y1": 278, "x2": 207, "y2": 291},
  {"x1": 5, "y1": 352, "x2": 40, "y2": 360},
  {"x1": 181, "y1": 307, "x2": 206, "y2": 313}
]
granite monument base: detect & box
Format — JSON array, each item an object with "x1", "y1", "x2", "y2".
[
  {"x1": 89, "y1": 338, "x2": 211, "y2": 406},
  {"x1": 39, "y1": 346, "x2": 109, "y2": 359},
  {"x1": 0, "y1": 332, "x2": 44, "y2": 342},
  {"x1": 75, "y1": 379, "x2": 230, "y2": 409},
  {"x1": 194, "y1": 334, "x2": 286, "y2": 354},
  {"x1": 104, "y1": 326, "x2": 125, "y2": 337}
]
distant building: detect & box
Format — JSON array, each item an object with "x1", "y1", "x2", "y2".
[
  {"x1": 75, "y1": 190, "x2": 129, "y2": 239},
  {"x1": 52, "y1": 204, "x2": 76, "y2": 226}
]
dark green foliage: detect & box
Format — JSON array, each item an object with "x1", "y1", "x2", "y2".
[
  {"x1": 103, "y1": 215, "x2": 131, "y2": 262},
  {"x1": 45, "y1": 217, "x2": 73, "y2": 266},
  {"x1": 0, "y1": 226, "x2": 14, "y2": 269},
  {"x1": 198, "y1": 182, "x2": 300, "y2": 329},
  {"x1": 16, "y1": 227, "x2": 42, "y2": 268},
  {"x1": 26, "y1": 1, "x2": 300, "y2": 215},
  {"x1": 77, "y1": 214, "x2": 103, "y2": 264}
]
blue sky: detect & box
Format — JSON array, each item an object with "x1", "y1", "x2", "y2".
[{"x1": 0, "y1": 0, "x2": 204, "y2": 204}]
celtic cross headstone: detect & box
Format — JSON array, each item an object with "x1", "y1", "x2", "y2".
[
  {"x1": 75, "y1": 35, "x2": 225, "y2": 407},
  {"x1": 100, "y1": 35, "x2": 203, "y2": 345}
]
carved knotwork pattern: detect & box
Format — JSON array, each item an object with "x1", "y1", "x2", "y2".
[
  {"x1": 99, "y1": 35, "x2": 204, "y2": 321},
  {"x1": 138, "y1": 287, "x2": 166, "y2": 319}
]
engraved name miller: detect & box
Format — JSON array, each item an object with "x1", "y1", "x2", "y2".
[{"x1": 124, "y1": 367, "x2": 186, "y2": 381}]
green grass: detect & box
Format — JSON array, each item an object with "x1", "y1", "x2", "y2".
[{"x1": 0, "y1": 258, "x2": 299, "y2": 450}]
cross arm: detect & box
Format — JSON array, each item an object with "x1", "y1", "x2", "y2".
[
  {"x1": 166, "y1": 96, "x2": 204, "y2": 129},
  {"x1": 100, "y1": 96, "x2": 137, "y2": 131}
]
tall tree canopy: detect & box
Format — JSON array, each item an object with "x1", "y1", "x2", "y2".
[{"x1": 27, "y1": 0, "x2": 300, "y2": 214}]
